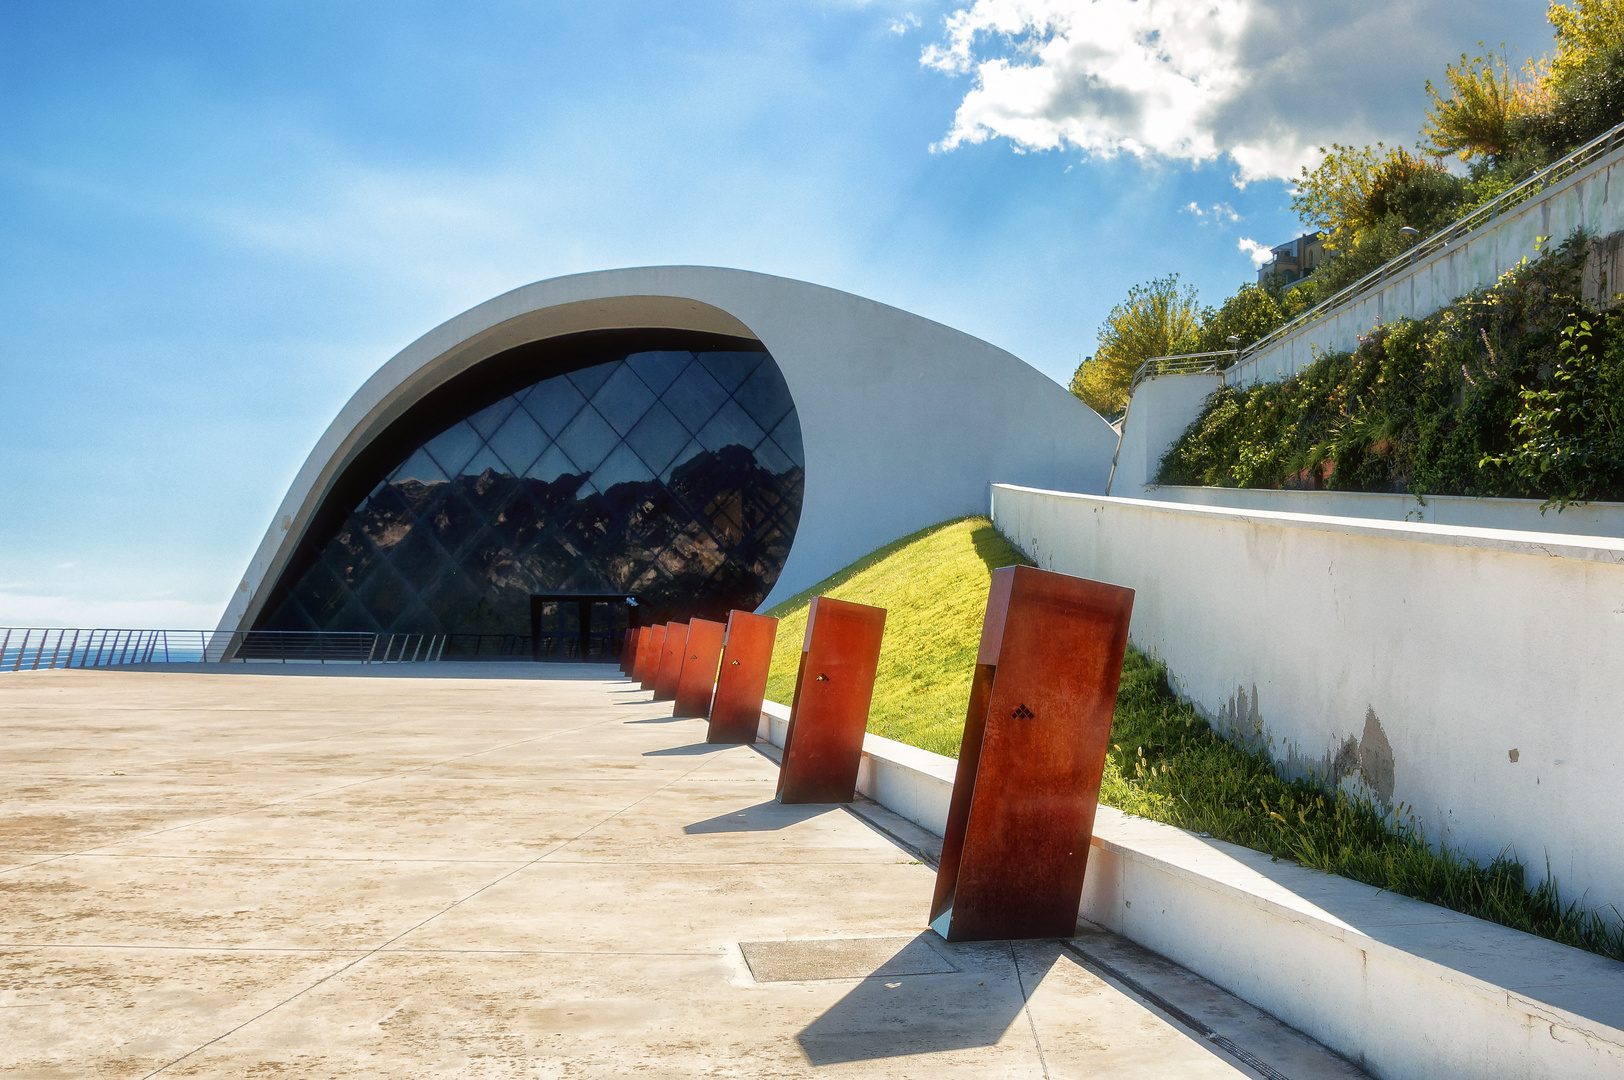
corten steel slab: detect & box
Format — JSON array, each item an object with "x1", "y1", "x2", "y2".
[
  {"x1": 673, "y1": 618, "x2": 726, "y2": 717},
  {"x1": 635, "y1": 625, "x2": 665, "y2": 690},
  {"x1": 620, "y1": 627, "x2": 640, "y2": 676},
  {"x1": 776, "y1": 597, "x2": 886, "y2": 804},
  {"x1": 653, "y1": 622, "x2": 689, "y2": 701},
  {"x1": 930, "y1": 565, "x2": 1134, "y2": 942},
  {"x1": 707, "y1": 611, "x2": 778, "y2": 743}
]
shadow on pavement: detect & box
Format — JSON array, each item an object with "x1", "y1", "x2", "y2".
[
  {"x1": 795, "y1": 936, "x2": 1061, "y2": 1065},
  {"x1": 685, "y1": 800, "x2": 834, "y2": 834}
]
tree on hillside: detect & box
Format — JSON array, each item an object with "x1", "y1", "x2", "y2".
[
  {"x1": 1292, "y1": 144, "x2": 1467, "y2": 295},
  {"x1": 1422, "y1": 1, "x2": 1624, "y2": 167},
  {"x1": 1194, "y1": 284, "x2": 1288, "y2": 353},
  {"x1": 1421, "y1": 51, "x2": 1550, "y2": 162},
  {"x1": 1548, "y1": 0, "x2": 1624, "y2": 84},
  {"x1": 1070, "y1": 275, "x2": 1202, "y2": 417}
]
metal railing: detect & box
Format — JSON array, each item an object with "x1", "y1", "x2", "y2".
[
  {"x1": 1229, "y1": 117, "x2": 1624, "y2": 384},
  {"x1": 0, "y1": 628, "x2": 468, "y2": 671},
  {"x1": 0, "y1": 628, "x2": 207, "y2": 670},
  {"x1": 0, "y1": 628, "x2": 646, "y2": 670},
  {"x1": 1127, "y1": 350, "x2": 1238, "y2": 396}
]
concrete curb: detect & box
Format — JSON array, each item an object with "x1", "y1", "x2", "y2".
[{"x1": 758, "y1": 701, "x2": 1624, "y2": 1080}]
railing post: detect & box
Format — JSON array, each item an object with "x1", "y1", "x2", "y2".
[{"x1": 13, "y1": 629, "x2": 31, "y2": 672}]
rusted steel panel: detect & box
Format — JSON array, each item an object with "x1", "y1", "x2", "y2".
[
  {"x1": 930, "y1": 565, "x2": 1134, "y2": 942},
  {"x1": 777, "y1": 597, "x2": 887, "y2": 804},
  {"x1": 674, "y1": 618, "x2": 726, "y2": 717},
  {"x1": 654, "y1": 621, "x2": 688, "y2": 701},
  {"x1": 620, "y1": 627, "x2": 641, "y2": 676},
  {"x1": 635, "y1": 624, "x2": 665, "y2": 689},
  {"x1": 707, "y1": 610, "x2": 778, "y2": 743}
]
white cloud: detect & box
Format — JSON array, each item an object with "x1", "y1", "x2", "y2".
[
  {"x1": 1238, "y1": 236, "x2": 1273, "y2": 267},
  {"x1": 1183, "y1": 201, "x2": 1240, "y2": 224},
  {"x1": 922, "y1": 0, "x2": 1555, "y2": 182},
  {"x1": 890, "y1": 12, "x2": 922, "y2": 34}
]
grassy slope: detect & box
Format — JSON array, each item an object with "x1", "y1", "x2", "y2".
[
  {"x1": 763, "y1": 516, "x2": 1623, "y2": 960},
  {"x1": 762, "y1": 517, "x2": 1028, "y2": 757}
]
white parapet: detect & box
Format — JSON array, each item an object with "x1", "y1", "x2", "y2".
[
  {"x1": 1145, "y1": 485, "x2": 1624, "y2": 538},
  {"x1": 754, "y1": 699, "x2": 1624, "y2": 1079},
  {"x1": 990, "y1": 482, "x2": 1624, "y2": 928}
]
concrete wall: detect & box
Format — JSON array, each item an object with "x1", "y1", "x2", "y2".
[
  {"x1": 991, "y1": 483, "x2": 1624, "y2": 921},
  {"x1": 1105, "y1": 371, "x2": 1220, "y2": 497},
  {"x1": 1232, "y1": 142, "x2": 1624, "y2": 385},
  {"x1": 219, "y1": 267, "x2": 1118, "y2": 639},
  {"x1": 1147, "y1": 485, "x2": 1624, "y2": 538}
]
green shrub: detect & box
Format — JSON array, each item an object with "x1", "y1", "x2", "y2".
[{"x1": 1156, "y1": 233, "x2": 1624, "y2": 503}]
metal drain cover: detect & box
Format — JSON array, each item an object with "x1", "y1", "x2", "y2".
[{"x1": 740, "y1": 936, "x2": 957, "y2": 982}]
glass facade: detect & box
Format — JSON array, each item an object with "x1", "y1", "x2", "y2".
[{"x1": 256, "y1": 338, "x2": 804, "y2": 639}]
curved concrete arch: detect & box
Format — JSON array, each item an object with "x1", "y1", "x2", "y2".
[{"x1": 219, "y1": 266, "x2": 1117, "y2": 638}]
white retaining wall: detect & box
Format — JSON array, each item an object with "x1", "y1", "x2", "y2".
[
  {"x1": 1146, "y1": 484, "x2": 1624, "y2": 538},
  {"x1": 990, "y1": 483, "x2": 1624, "y2": 924},
  {"x1": 1232, "y1": 142, "x2": 1624, "y2": 386}
]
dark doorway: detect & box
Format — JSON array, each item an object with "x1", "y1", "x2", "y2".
[{"x1": 530, "y1": 594, "x2": 636, "y2": 662}]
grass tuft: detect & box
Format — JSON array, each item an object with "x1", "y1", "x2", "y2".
[{"x1": 764, "y1": 515, "x2": 1624, "y2": 961}]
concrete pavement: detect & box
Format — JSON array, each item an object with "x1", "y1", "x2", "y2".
[{"x1": 0, "y1": 665, "x2": 1366, "y2": 1077}]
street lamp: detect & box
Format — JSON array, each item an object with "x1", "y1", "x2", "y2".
[{"x1": 1400, "y1": 225, "x2": 1421, "y2": 267}]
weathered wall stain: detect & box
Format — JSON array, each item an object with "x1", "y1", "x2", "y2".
[
  {"x1": 1358, "y1": 707, "x2": 1396, "y2": 804},
  {"x1": 1211, "y1": 685, "x2": 1397, "y2": 810}
]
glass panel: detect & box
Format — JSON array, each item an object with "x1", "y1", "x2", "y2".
[
  {"x1": 592, "y1": 443, "x2": 656, "y2": 492},
  {"x1": 590, "y1": 364, "x2": 657, "y2": 436},
  {"x1": 467, "y1": 396, "x2": 519, "y2": 440},
  {"x1": 422, "y1": 421, "x2": 483, "y2": 477},
  {"x1": 734, "y1": 358, "x2": 795, "y2": 432},
  {"x1": 460, "y1": 445, "x2": 509, "y2": 479},
  {"x1": 695, "y1": 400, "x2": 766, "y2": 453},
  {"x1": 697, "y1": 350, "x2": 764, "y2": 392},
  {"x1": 623, "y1": 401, "x2": 691, "y2": 476},
  {"x1": 554, "y1": 405, "x2": 620, "y2": 473},
  {"x1": 486, "y1": 405, "x2": 546, "y2": 475},
  {"x1": 661, "y1": 438, "x2": 706, "y2": 484},
  {"x1": 519, "y1": 377, "x2": 587, "y2": 437},
  {"x1": 752, "y1": 435, "x2": 794, "y2": 475},
  {"x1": 391, "y1": 447, "x2": 448, "y2": 485},
  {"x1": 661, "y1": 364, "x2": 730, "y2": 431},
  {"x1": 625, "y1": 350, "x2": 691, "y2": 395},
  {"x1": 525, "y1": 444, "x2": 580, "y2": 483},
  {"x1": 769, "y1": 412, "x2": 806, "y2": 467},
  {"x1": 566, "y1": 361, "x2": 616, "y2": 399}
]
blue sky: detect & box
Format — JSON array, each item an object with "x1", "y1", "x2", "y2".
[{"x1": 1, "y1": 0, "x2": 1554, "y2": 627}]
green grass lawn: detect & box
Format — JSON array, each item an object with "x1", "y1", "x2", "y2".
[{"x1": 762, "y1": 516, "x2": 1623, "y2": 960}]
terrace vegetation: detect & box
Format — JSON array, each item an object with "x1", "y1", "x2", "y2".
[
  {"x1": 1156, "y1": 236, "x2": 1624, "y2": 504},
  {"x1": 763, "y1": 516, "x2": 1624, "y2": 960},
  {"x1": 1070, "y1": 0, "x2": 1624, "y2": 423}
]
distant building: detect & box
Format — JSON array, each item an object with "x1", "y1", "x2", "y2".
[{"x1": 1258, "y1": 232, "x2": 1328, "y2": 285}]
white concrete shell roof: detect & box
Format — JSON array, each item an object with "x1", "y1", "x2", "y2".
[{"x1": 219, "y1": 266, "x2": 1117, "y2": 636}]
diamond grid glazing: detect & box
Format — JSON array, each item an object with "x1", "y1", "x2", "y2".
[{"x1": 261, "y1": 346, "x2": 805, "y2": 637}]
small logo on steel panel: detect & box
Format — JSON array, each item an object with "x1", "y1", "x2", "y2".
[{"x1": 1012, "y1": 704, "x2": 1034, "y2": 720}]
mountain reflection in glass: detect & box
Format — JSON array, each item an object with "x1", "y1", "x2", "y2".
[{"x1": 259, "y1": 347, "x2": 804, "y2": 636}]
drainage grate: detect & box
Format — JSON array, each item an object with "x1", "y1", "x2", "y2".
[{"x1": 740, "y1": 936, "x2": 958, "y2": 983}]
